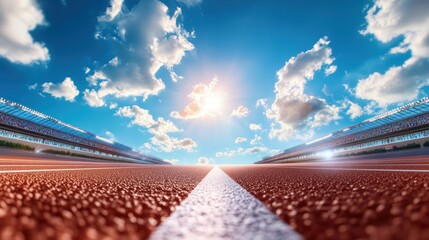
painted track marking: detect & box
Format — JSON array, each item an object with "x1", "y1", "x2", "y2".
[
  {"x1": 284, "y1": 166, "x2": 429, "y2": 173},
  {"x1": 0, "y1": 167, "x2": 137, "y2": 174},
  {"x1": 150, "y1": 166, "x2": 302, "y2": 240}
]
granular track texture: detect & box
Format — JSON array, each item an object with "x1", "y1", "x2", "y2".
[
  {"x1": 0, "y1": 165, "x2": 211, "y2": 240},
  {"x1": 223, "y1": 163, "x2": 429, "y2": 240}
]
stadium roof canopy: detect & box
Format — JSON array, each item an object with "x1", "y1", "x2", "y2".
[
  {"x1": 0, "y1": 98, "x2": 168, "y2": 164},
  {"x1": 259, "y1": 97, "x2": 429, "y2": 162},
  {"x1": 0, "y1": 98, "x2": 132, "y2": 151}
]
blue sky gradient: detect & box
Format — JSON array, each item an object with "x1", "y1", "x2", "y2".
[{"x1": 1, "y1": 0, "x2": 428, "y2": 164}]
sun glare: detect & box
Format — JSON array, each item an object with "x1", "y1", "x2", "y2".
[{"x1": 202, "y1": 92, "x2": 224, "y2": 116}]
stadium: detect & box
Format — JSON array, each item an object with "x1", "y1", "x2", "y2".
[
  {"x1": 0, "y1": 98, "x2": 167, "y2": 165},
  {"x1": 2, "y1": 0, "x2": 429, "y2": 239},
  {"x1": 257, "y1": 97, "x2": 429, "y2": 164}
]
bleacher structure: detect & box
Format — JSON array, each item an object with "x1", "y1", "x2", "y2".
[
  {"x1": 0, "y1": 98, "x2": 168, "y2": 164},
  {"x1": 257, "y1": 97, "x2": 429, "y2": 164}
]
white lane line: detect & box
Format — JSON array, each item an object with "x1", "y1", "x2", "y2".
[
  {"x1": 0, "y1": 167, "x2": 137, "y2": 174},
  {"x1": 0, "y1": 164, "x2": 109, "y2": 167},
  {"x1": 150, "y1": 166, "x2": 302, "y2": 240},
  {"x1": 328, "y1": 164, "x2": 429, "y2": 166},
  {"x1": 285, "y1": 166, "x2": 429, "y2": 173},
  {"x1": 0, "y1": 159, "x2": 117, "y2": 165}
]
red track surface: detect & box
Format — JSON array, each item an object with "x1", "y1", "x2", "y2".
[
  {"x1": 222, "y1": 156, "x2": 429, "y2": 240},
  {"x1": 0, "y1": 156, "x2": 211, "y2": 240},
  {"x1": 2, "y1": 155, "x2": 429, "y2": 239}
]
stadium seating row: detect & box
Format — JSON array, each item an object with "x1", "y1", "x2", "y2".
[{"x1": 265, "y1": 113, "x2": 429, "y2": 162}]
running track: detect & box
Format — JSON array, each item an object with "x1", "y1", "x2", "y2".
[{"x1": 1, "y1": 155, "x2": 429, "y2": 239}]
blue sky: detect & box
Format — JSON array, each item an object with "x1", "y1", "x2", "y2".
[{"x1": 1, "y1": 0, "x2": 428, "y2": 164}]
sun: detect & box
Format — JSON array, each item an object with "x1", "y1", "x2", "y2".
[{"x1": 202, "y1": 92, "x2": 224, "y2": 116}]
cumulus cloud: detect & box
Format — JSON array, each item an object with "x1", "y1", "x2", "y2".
[
  {"x1": 324, "y1": 65, "x2": 337, "y2": 75},
  {"x1": 345, "y1": 100, "x2": 364, "y2": 119},
  {"x1": 170, "y1": 71, "x2": 183, "y2": 82},
  {"x1": 216, "y1": 146, "x2": 268, "y2": 158},
  {"x1": 356, "y1": 58, "x2": 429, "y2": 106},
  {"x1": 171, "y1": 78, "x2": 223, "y2": 119},
  {"x1": 245, "y1": 147, "x2": 268, "y2": 154},
  {"x1": 109, "y1": 103, "x2": 118, "y2": 109},
  {"x1": 234, "y1": 137, "x2": 247, "y2": 144},
  {"x1": 116, "y1": 105, "x2": 156, "y2": 127},
  {"x1": 0, "y1": 0, "x2": 50, "y2": 64},
  {"x1": 98, "y1": 0, "x2": 124, "y2": 22},
  {"x1": 267, "y1": 37, "x2": 340, "y2": 140},
  {"x1": 86, "y1": 71, "x2": 108, "y2": 86},
  {"x1": 356, "y1": 0, "x2": 429, "y2": 106},
  {"x1": 197, "y1": 157, "x2": 209, "y2": 165},
  {"x1": 215, "y1": 148, "x2": 244, "y2": 158},
  {"x1": 231, "y1": 106, "x2": 249, "y2": 118},
  {"x1": 249, "y1": 123, "x2": 262, "y2": 131},
  {"x1": 256, "y1": 98, "x2": 268, "y2": 109},
  {"x1": 42, "y1": 77, "x2": 79, "y2": 102},
  {"x1": 83, "y1": 89, "x2": 105, "y2": 107},
  {"x1": 250, "y1": 134, "x2": 261, "y2": 145},
  {"x1": 116, "y1": 105, "x2": 197, "y2": 152},
  {"x1": 86, "y1": 0, "x2": 194, "y2": 107},
  {"x1": 177, "y1": 0, "x2": 202, "y2": 7}
]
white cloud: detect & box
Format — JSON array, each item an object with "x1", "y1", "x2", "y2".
[
  {"x1": 98, "y1": 0, "x2": 124, "y2": 22},
  {"x1": 197, "y1": 157, "x2": 209, "y2": 165},
  {"x1": 177, "y1": 0, "x2": 202, "y2": 7},
  {"x1": 267, "y1": 37, "x2": 340, "y2": 141},
  {"x1": 142, "y1": 142, "x2": 154, "y2": 151},
  {"x1": 325, "y1": 65, "x2": 337, "y2": 75},
  {"x1": 322, "y1": 84, "x2": 330, "y2": 96},
  {"x1": 234, "y1": 137, "x2": 247, "y2": 144},
  {"x1": 171, "y1": 78, "x2": 223, "y2": 119},
  {"x1": 0, "y1": 0, "x2": 50, "y2": 64},
  {"x1": 169, "y1": 71, "x2": 183, "y2": 82},
  {"x1": 116, "y1": 105, "x2": 156, "y2": 128},
  {"x1": 42, "y1": 77, "x2": 79, "y2": 102},
  {"x1": 231, "y1": 106, "x2": 249, "y2": 118},
  {"x1": 150, "y1": 133, "x2": 197, "y2": 152},
  {"x1": 256, "y1": 98, "x2": 268, "y2": 109},
  {"x1": 356, "y1": 0, "x2": 429, "y2": 106},
  {"x1": 343, "y1": 84, "x2": 353, "y2": 95},
  {"x1": 345, "y1": 100, "x2": 364, "y2": 119},
  {"x1": 87, "y1": 0, "x2": 194, "y2": 106},
  {"x1": 109, "y1": 56, "x2": 119, "y2": 66},
  {"x1": 250, "y1": 134, "x2": 261, "y2": 145},
  {"x1": 28, "y1": 83, "x2": 38, "y2": 90},
  {"x1": 109, "y1": 103, "x2": 118, "y2": 109},
  {"x1": 86, "y1": 71, "x2": 108, "y2": 86},
  {"x1": 105, "y1": 131, "x2": 115, "y2": 141},
  {"x1": 245, "y1": 147, "x2": 268, "y2": 154},
  {"x1": 83, "y1": 89, "x2": 105, "y2": 107},
  {"x1": 216, "y1": 146, "x2": 267, "y2": 158},
  {"x1": 116, "y1": 105, "x2": 197, "y2": 152},
  {"x1": 356, "y1": 58, "x2": 429, "y2": 106},
  {"x1": 249, "y1": 123, "x2": 262, "y2": 131},
  {"x1": 215, "y1": 149, "x2": 238, "y2": 158}
]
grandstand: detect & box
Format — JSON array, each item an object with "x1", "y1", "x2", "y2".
[
  {"x1": 0, "y1": 98, "x2": 168, "y2": 164},
  {"x1": 257, "y1": 97, "x2": 429, "y2": 164}
]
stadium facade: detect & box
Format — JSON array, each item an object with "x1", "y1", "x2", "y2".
[
  {"x1": 257, "y1": 97, "x2": 429, "y2": 164},
  {"x1": 0, "y1": 98, "x2": 168, "y2": 164}
]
